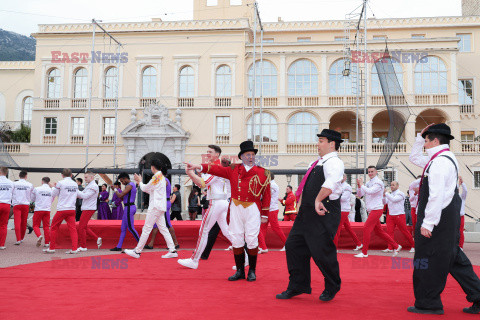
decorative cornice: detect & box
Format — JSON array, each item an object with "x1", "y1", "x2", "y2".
[{"x1": 0, "y1": 61, "x2": 36, "y2": 70}]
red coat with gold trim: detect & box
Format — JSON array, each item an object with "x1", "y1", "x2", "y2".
[
  {"x1": 201, "y1": 163, "x2": 271, "y2": 216},
  {"x1": 281, "y1": 191, "x2": 297, "y2": 214}
]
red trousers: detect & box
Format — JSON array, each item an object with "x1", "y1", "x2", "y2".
[
  {"x1": 258, "y1": 210, "x2": 287, "y2": 250},
  {"x1": 334, "y1": 211, "x2": 361, "y2": 248},
  {"x1": 33, "y1": 211, "x2": 50, "y2": 244},
  {"x1": 386, "y1": 214, "x2": 415, "y2": 250},
  {"x1": 283, "y1": 213, "x2": 297, "y2": 221},
  {"x1": 411, "y1": 207, "x2": 417, "y2": 236},
  {"x1": 50, "y1": 210, "x2": 77, "y2": 251},
  {"x1": 460, "y1": 215, "x2": 465, "y2": 248},
  {"x1": 362, "y1": 209, "x2": 399, "y2": 255},
  {"x1": 76, "y1": 210, "x2": 99, "y2": 248},
  {"x1": 13, "y1": 204, "x2": 29, "y2": 241},
  {"x1": 0, "y1": 203, "x2": 10, "y2": 247}
]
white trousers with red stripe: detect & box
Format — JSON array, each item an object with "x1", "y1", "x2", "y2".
[
  {"x1": 229, "y1": 202, "x2": 261, "y2": 249},
  {"x1": 191, "y1": 199, "x2": 232, "y2": 262}
]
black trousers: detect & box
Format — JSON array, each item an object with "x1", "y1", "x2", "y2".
[
  {"x1": 201, "y1": 222, "x2": 220, "y2": 259},
  {"x1": 286, "y1": 205, "x2": 341, "y2": 294},
  {"x1": 170, "y1": 210, "x2": 183, "y2": 221},
  {"x1": 75, "y1": 205, "x2": 82, "y2": 222}
]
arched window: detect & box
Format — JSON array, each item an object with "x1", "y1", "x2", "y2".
[
  {"x1": 142, "y1": 66, "x2": 156, "y2": 98},
  {"x1": 216, "y1": 65, "x2": 232, "y2": 97},
  {"x1": 371, "y1": 59, "x2": 403, "y2": 95},
  {"x1": 246, "y1": 113, "x2": 278, "y2": 142},
  {"x1": 104, "y1": 67, "x2": 118, "y2": 98},
  {"x1": 179, "y1": 66, "x2": 194, "y2": 97},
  {"x1": 288, "y1": 59, "x2": 318, "y2": 96},
  {"x1": 329, "y1": 59, "x2": 354, "y2": 95},
  {"x1": 47, "y1": 68, "x2": 61, "y2": 98},
  {"x1": 73, "y1": 68, "x2": 88, "y2": 98},
  {"x1": 22, "y1": 96, "x2": 33, "y2": 125},
  {"x1": 414, "y1": 56, "x2": 447, "y2": 94},
  {"x1": 248, "y1": 61, "x2": 277, "y2": 97},
  {"x1": 288, "y1": 112, "x2": 318, "y2": 143}
]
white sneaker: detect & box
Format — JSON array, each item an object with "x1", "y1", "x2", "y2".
[
  {"x1": 354, "y1": 253, "x2": 368, "y2": 258},
  {"x1": 44, "y1": 243, "x2": 50, "y2": 248},
  {"x1": 14, "y1": 241, "x2": 22, "y2": 245},
  {"x1": 36, "y1": 235, "x2": 44, "y2": 247},
  {"x1": 43, "y1": 249, "x2": 55, "y2": 253},
  {"x1": 162, "y1": 251, "x2": 178, "y2": 258},
  {"x1": 97, "y1": 237, "x2": 102, "y2": 249},
  {"x1": 382, "y1": 249, "x2": 393, "y2": 253},
  {"x1": 258, "y1": 248, "x2": 268, "y2": 254},
  {"x1": 354, "y1": 244, "x2": 363, "y2": 251},
  {"x1": 280, "y1": 246, "x2": 286, "y2": 251},
  {"x1": 393, "y1": 245, "x2": 402, "y2": 257},
  {"x1": 125, "y1": 249, "x2": 141, "y2": 259},
  {"x1": 66, "y1": 249, "x2": 79, "y2": 254},
  {"x1": 225, "y1": 246, "x2": 233, "y2": 251},
  {"x1": 409, "y1": 247, "x2": 415, "y2": 253},
  {"x1": 178, "y1": 258, "x2": 199, "y2": 269},
  {"x1": 77, "y1": 247, "x2": 88, "y2": 252},
  {"x1": 0, "y1": 246, "x2": 6, "y2": 250}
]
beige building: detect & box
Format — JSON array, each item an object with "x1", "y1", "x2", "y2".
[{"x1": 0, "y1": 0, "x2": 479, "y2": 218}]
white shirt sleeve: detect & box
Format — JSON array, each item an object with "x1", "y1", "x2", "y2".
[
  {"x1": 422, "y1": 158, "x2": 451, "y2": 231},
  {"x1": 409, "y1": 134, "x2": 429, "y2": 169},
  {"x1": 461, "y1": 182, "x2": 468, "y2": 201},
  {"x1": 52, "y1": 183, "x2": 60, "y2": 199},
  {"x1": 77, "y1": 186, "x2": 96, "y2": 200},
  {"x1": 385, "y1": 192, "x2": 404, "y2": 203},
  {"x1": 31, "y1": 189, "x2": 37, "y2": 202},
  {"x1": 360, "y1": 183, "x2": 382, "y2": 195},
  {"x1": 140, "y1": 180, "x2": 154, "y2": 194},
  {"x1": 322, "y1": 158, "x2": 344, "y2": 192}
]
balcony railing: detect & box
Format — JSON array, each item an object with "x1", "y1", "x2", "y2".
[
  {"x1": 140, "y1": 98, "x2": 157, "y2": 108},
  {"x1": 103, "y1": 99, "x2": 117, "y2": 108},
  {"x1": 216, "y1": 135, "x2": 230, "y2": 144},
  {"x1": 338, "y1": 143, "x2": 364, "y2": 153},
  {"x1": 44, "y1": 99, "x2": 60, "y2": 108},
  {"x1": 287, "y1": 143, "x2": 317, "y2": 154},
  {"x1": 70, "y1": 135, "x2": 84, "y2": 144},
  {"x1": 102, "y1": 135, "x2": 115, "y2": 144},
  {"x1": 371, "y1": 95, "x2": 407, "y2": 106},
  {"x1": 247, "y1": 97, "x2": 278, "y2": 107},
  {"x1": 72, "y1": 98, "x2": 87, "y2": 108},
  {"x1": 255, "y1": 143, "x2": 278, "y2": 154},
  {"x1": 460, "y1": 105, "x2": 475, "y2": 114},
  {"x1": 43, "y1": 136, "x2": 56, "y2": 144},
  {"x1": 0, "y1": 143, "x2": 20, "y2": 153},
  {"x1": 414, "y1": 94, "x2": 448, "y2": 105},
  {"x1": 372, "y1": 142, "x2": 407, "y2": 153},
  {"x1": 178, "y1": 98, "x2": 194, "y2": 107},
  {"x1": 287, "y1": 96, "x2": 320, "y2": 107},
  {"x1": 328, "y1": 96, "x2": 363, "y2": 106},
  {"x1": 462, "y1": 142, "x2": 480, "y2": 153},
  {"x1": 214, "y1": 97, "x2": 231, "y2": 107}
]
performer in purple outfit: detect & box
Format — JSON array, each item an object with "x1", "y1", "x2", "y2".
[
  {"x1": 98, "y1": 184, "x2": 112, "y2": 220},
  {"x1": 111, "y1": 182, "x2": 124, "y2": 220}
]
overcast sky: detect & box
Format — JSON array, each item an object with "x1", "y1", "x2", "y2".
[{"x1": 1, "y1": 0, "x2": 462, "y2": 37}]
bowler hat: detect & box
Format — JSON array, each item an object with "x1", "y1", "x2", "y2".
[
  {"x1": 421, "y1": 123, "x2": 454, "y2": 140},
  {"x1": 317, "y1": 129, "x2": 344, "y2": 143}
]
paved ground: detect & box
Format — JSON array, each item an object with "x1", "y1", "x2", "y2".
[{"x1": 3, "y1": 229, "x2": 480, "y2": 269}]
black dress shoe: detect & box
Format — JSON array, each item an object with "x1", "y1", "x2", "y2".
[
  {"x1": 407, "y1": 306, "x2": 444, "y2": 315},
  {"x1": 144, "y1": 245, "x2": 153, "y2": 250},
  {"x1": 247, "y1": 269, "x2": 256, "y2": 282},
  {"x1": 200, "y1": 256, "x2": 208, "y2": 260},
  {"x1": 463, "y1": 302, "x2": 480, "y2": 314},
  {"x1": 175, "y1": 245, "x2": 180, "y2": 250},
  {"x1": 228, "y1": 270, "x2": 245, "y2": 281},
  {"x1": 276, "y1": 289, "x2": 303, "y2": 299},
  {"x1": 319, "y1": 290, "x2": 337, "y2": 302},
  {"x1": 110, "y1": 247, "x2": 122, "y2": 251},
  {"x1": 27, "y1": 226, "x2": 33, "y2": 234}
]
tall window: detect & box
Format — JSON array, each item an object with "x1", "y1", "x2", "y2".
[
  {"x1": 216, "y1": 116, "x2": 230, "y2": 136},
  {"x1": 142, "y1": 66, "x2": 156, "y2": 98},
  {"x1": 329, "y1": 59, "x2": 355, "y2": 95},
  {"x1": 288, "y1": 59, "x2": 318, "y2": 96},
  {"x1": 44, "y1": 117, "x2": 57, "y2": 135},
  {"x1": 457, "y1": 34, "x2": 472, "y2": 52},
  {"x1": 73, "y1": 68, "x2": 88, "y2": 98},
  {"x1": 475, "y1": 171, "x2": 480, "y2": 189},
  {"x1": 103, "y1": 117, "x2": 115, "y2": 135},
  {"x1": 461, "y1": 131, "x2": 475, "y2": 142},
  {"x1": 22, "y1": 97, "x2": 33, "y2": 125},
  {"x1": 247, "y1": 113, "x2": 278, "y2": 143},
  {"x1": 288, "y1": 112, "x2": 318, "y2": 143},
  {"x1": 71, "y1": 117, "x2": 85, "y2": 135},
  {"x1": 414, "y1": 56, "x2": 447, "y2": 94},
  {"x1": 216, "y1": 65, "x2": 232, "y2": 97},
  {"x1": 459, "y1": 80, "x2": 473, "y2": 105},
  {"x1": 371, "y1": 59, "x2": 403, "y2": 95},
  {"x1": 383, "y1": 170, "x2": 396, "y2": 185},
  {"x1": 47, "y1": 68, "x2": 61, "y2": 98},
  {"x1": 104, "y1": 67, "x2": 118, "y2": 98},
  {"x1": 179, "y1": 66, "x2": 194, "y2": 97},
  {"x1": 248, "y1": 61, "x2": 277, "y2": 97}
]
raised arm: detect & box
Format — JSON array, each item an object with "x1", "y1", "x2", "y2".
[
  {"x1": 115, "y1": 184, "x2": 133, "y2": 199},
  {"x1": 385, "y1": 191, "x2": 405, "y2": 203},
  {"x1": 77, "y1": 186, "x2": 97, "y2": 200}
]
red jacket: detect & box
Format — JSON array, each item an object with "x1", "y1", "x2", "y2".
[
  {"x1": 201, "y1": 163, "x2": 271, "y2": 216},
  {"x1": 281, "y1": 191, "x2": 297, "y2": 214}
]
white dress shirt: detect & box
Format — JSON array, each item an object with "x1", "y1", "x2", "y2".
[
  {"x1": 32, "y1": 184, "x2": 54, "y2": 212},
  {"x1": 408, "y1": 178, "x2": 421, "y2": 208},
  {"x1": 52, "y1": 177, "x2": 79, "y2": 211},
  {"x1": 12, "y1": 179, "x2": 33, "y2": 206},
  {"x1": 0, "y1": 176, "x2": 14, "y2": 204},
  {"x1": 384, "y1": 190, "x2": 406, "y2": 215},
  {"x1": 460, "y1": 182, "x2": 467, "y2": 217},
  {"x1": 269, "y1": 180, "x2": 279, "y2": 212},
  {"x1": 357, "y1": 176, "x2": 385, "y2": 212},
  {"x1": 140, "y1": 171, "x2": 167, "y2": 213},
  {"x1": 77, "y1": 181, "x2": 99, "y2": 211},
  {"x1": 340, "y1": 182, "x2": 353, "y2": 212},
  {"x1": 409, "y1": 133, "x2": 459, "y2": 232},
  {"x1": 201, "y1": 173, "x2": 228, "y2": 201},
  {"x1": 313, "y1": 152, "x2": 344, "y2": 200}
]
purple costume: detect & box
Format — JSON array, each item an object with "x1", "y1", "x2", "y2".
[
  {"x1": 98, "y1": 190, "x2": 112, "y2": 220},
  {"x1": 111, "y1": 191, "x2": 124, "y2": 220},
  {"x1": 115, "y1": 182, "x2": 140, "y2": 248}
]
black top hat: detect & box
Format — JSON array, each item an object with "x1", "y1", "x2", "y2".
[
  {"x1": 317, "y1": 129, "x2": 344, "y2": 143},
  {"x1": 238, "y1": 140, "x2": 258, "y2": 158},
  {"x1": 421, "y1": 123, "x2": 454, "y2": 140}
]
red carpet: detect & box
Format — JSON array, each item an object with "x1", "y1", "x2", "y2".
[
  {"x1": 56, "y1": 220, "x2": 415, "y2": 250},
  {"x1": 1, "y1": 251, "x2": 477, "y2": 319}
]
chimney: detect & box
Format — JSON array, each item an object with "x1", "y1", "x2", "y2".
[{"x1": 462, "y1": 0, "x2": 480, "y2": 16}]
